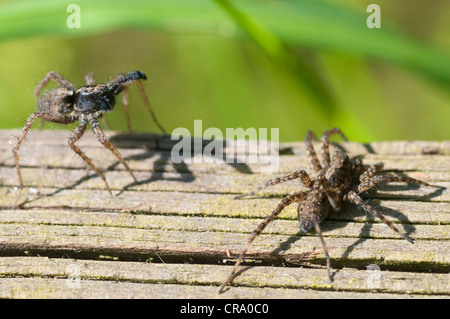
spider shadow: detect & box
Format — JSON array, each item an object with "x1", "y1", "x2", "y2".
[
  {"x1": 113, "y1": 150, "x2": 196, "y2": 196},
  {"x1": 14, "y1": 134, "x2": 196, "y2": 205},
  {"x1": 338, "y1": 200, "x2": 416, "y2": 260},
  {"x1": 14, "y1": 171, "x2": 103, "y2": 208},
  {"x1": 109, "y1": 134, "x2": 255, "y2": 195},
  {"x1": 29, "y1": 133, "x2": 255, "y2": 201},
  {"x1": 109, "y1": 133, "x2": 254, "y2": 173},
  {"x1": 46, "y1": 136, "x2": 197, "y2": 199},
  {"x1": 330, "y1": 141, "x2": 376, "y2": 155}
]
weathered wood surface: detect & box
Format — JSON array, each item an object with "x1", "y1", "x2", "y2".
[{"x1": 0, "y1": 129, "x2": 449, "y2": 299}]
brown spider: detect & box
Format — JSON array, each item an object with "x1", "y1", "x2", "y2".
[
  {"x1": 12, "y1": 71, "x2": 165, "y2": 208},
  {"x1": 220, "y1": 128, "x2": 440, "y2": 292}
]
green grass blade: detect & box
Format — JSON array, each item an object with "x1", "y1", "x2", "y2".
[
  {"x1": 213, "y1": 0, "x2": 336, "y2": 115},
  {"x1": 233, "y1": 0, "x2": 450, "y2": 85},
  {"x1": 1, "y1": 0, "x2": 447, "y2": 85}
]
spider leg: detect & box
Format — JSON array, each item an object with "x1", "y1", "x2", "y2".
[
  {"x1": 357, "y1": 174, "x2": 436, "y2": 194},
  {"x1": 316, "y1": 175, "x2": 341, "y2": 212},
  {"x1": 312, "y1": 217, "x2": 332, "y2": 281},
  {"x1": 359, "y1": 163, "x2": 384, "y2": 183},
  {"x1": 219, "y1": 191, "x2": 307, "y2": 293},
  {"x1": 135, "y1": 79, "x2": 166, "y2": 134},
  {"x1": 305, "y1": 130, "x2": 322, "y2": 172},
  {"x1": 105, "y1": 73, "x2": 131, "y2": 132},
  {"x1": 107, "y1": 71, "x2": 146, "y2": 94},
  {"x1": 12, "y1": 112, "x2": 41, "y2": 209},
  {"x1": 68, "y1": 118, "x2": 113, "y2": 195},
  {"x1": 310, "y1": 180, "x2": 333, "y2": 280},
  {"x1": 107, "y1": 72, "x2": 166, "y2": 134},
  {"x1": 106, "y1": 73, "x2": 126, "y2": 89},
  {"x1": 346, "y1": 190, "x2": 413, "y2": 243},
  {"x1": 234, "y1": 170, "x2": 312, "y2": 199},
  {"x1": 89, "y1": 116, "x2": 138, "y2": 183},
  {"x1": 121, "y1": 86, "x2": 132, "y2": 133},
  {"x1": 320, "y1": 128, "x2": 348, "y2": 167},
  {"x1": 34, "y1": 71, "x2": 76, "y2": 100}
]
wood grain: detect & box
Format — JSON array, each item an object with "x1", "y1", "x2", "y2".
[{"x1": 0, "y1": 130, "x2": 448, "y2": 298}]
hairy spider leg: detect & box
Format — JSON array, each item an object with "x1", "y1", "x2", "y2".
[
  {"x1": 310, "y1": 177, "x2": 334, "y2": 281},
  {"x1": 346, "y1": 190, "x2": 413, "y2": 243},
  {"x1": 34, "y1": 71, "x2": 76, "y2": 100},
  {"x1": 121, "y1": 86, "x2": 131, "y2": 132},
  {"x1": 357, "y1": 174, "x2": 437, "y2": 194},
  {"x1": 219, "y1": 191, "x2": 307, "y2": 293},
  {"x1": 12, "y1": 112, "x2": 41, "y2": 208},
  {"x1": 359, "y1": 162, "x2": 384, "y2": 183},
  {"x1": 312, "y1": 218, "x2": 332, "y2": 281},
  {"x1": 107, "y1": 71, "x2": 147, "y2": 94},
  {"x1": 89, "y1": 115, "x2": 137, "y2": 183},
  {"x1": 234, "y1": 170, "x2": 313, "y2": 199},
  {"x1": 320, "y1": 128, "x2": 348, "y2": 167},
  {"x1": 135, "y1": 79, "x2": 166, "y2": 134},
  {"x1": 316, "y1": 175, "x2": 341, "y2": 212},
  {"x1": 305, "y1": 131, "x2": 322, "y2": 172},
  {"x1": 107, "y1": 72, "x2": 166, "y2": 134},
  {"x1": 68, "y1": 118, "x2": 113, "y2": 195},
  {"x1": 105, "y1": 73, "x2": 131, "y2": 132}
]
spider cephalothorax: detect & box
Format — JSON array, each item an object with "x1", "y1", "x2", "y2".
[
  {"x1": 220, "y1": 128, "x2": 440, "y2": 292},
  {"x1": 73, "y1": 84, "x2": 116, "y2": 113},
  {"x1": 12, "y1": 71, "x2": 166, "y2": 208}
]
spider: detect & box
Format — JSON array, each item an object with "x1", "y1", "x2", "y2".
[
  {"x1": 12, "y1": 70, "x2": 165, "y2": 208},
  {"x1": 219, "y1": 128, "x2": 440, "y2": 292}
]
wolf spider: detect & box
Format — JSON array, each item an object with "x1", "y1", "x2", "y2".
[
  {"x1": 12, "y1": 71, "x2": 165, "y2": 208},
  {"x1": 220, "y1": 128, "x2": 440, "y2": 292}
]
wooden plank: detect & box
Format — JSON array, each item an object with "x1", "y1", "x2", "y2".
[
  {"x1": 1, "y1": 188, "x2": 449, "y2": 224},
  {"x1": 1, "y1": 220, "x2": 448, "y2": 268},
  {"x1": 3, "y1": 142, "x2": 450, "y2": 173},
  {"x1": 0, "y1": 208, "x2": 448, "y2": 240},
  {"x1": 0, "y1": 130, "x2": 449, "y2": 298},
  {"x1": 0, "y1": 257, "x2": 448, "y2": 298},
  {"x1": 0, "y1": 168, "x2": 448, "y2": 202},
  {"x1": 3, "y1": 277, "x2": 446, "y2": 299}
]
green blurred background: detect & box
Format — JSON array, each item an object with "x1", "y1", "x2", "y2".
[{"x1": 0, "y1": 0, "x2": 449, "y2": 142}]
